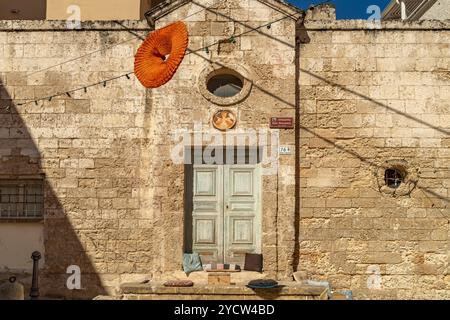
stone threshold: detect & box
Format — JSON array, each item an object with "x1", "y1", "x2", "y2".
[{"x1": 105, "y1": 281, "x2": 329, "y2": 300}]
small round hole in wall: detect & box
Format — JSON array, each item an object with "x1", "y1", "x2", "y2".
[
  {"x1": 376, "y1": 160, "x2": 418, "y2": 197},
  {"x1": 384, "y1": 168, "x2": 404, "y2": 189},
  {"x1": 207, "y1": 73, "x2": 243, "y2": 98}
]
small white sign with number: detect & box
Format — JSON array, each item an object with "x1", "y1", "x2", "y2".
[{"x1": 279, "y1": 146, "x2": 292, "y2": 155}]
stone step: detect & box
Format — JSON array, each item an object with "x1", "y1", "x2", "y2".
[
  {"x1": 108, "y1": 281, "x2": 328, "y2": 300},
  {"x1": 148, "y1": 270, "x2": 272, "y2": 285}
]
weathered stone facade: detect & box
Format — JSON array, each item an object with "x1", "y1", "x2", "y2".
[
  {"x1": 0, "y1": 0, "x2": 299, "y2": 299},
  {"x1": 147, "y1": 0, "x2": 298, "y2": 282},
  {"x1": 299, "y1": 17, "x2": 450, "y2": 299},
  {"x1": 0, "y1": 20, "x2": 151, "y2": 298},
  {"x1": 0, "y1": 1, "x2": 449, "y2": 299}
]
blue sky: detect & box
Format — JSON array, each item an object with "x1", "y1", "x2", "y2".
[{"x1": 286, "y1": 0, "x2": 392, "y2": 19}]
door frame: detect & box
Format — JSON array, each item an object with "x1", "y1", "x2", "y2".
[
  {"x1": 183, "y1": 163, "x2": 194, "y2": 253},
  {"x1": 183, "y1": 146, "x2": 263, "y2": 262}
]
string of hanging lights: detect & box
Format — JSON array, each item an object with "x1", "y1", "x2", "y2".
[
  {"x1": 25, "y1": 0, "x2": 225, "y2": 78},
  {"x1": 1, "y1": 8, "x2": 302, "y2": 112}
]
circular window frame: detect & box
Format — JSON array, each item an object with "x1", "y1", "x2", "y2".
[{"x1": 198, "y1": 64, "x2": 252, "y2": 106}]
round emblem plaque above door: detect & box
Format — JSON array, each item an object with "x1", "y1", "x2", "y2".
[{"x1": 212, "y1": 110, "x2": 237, "y2": 131}]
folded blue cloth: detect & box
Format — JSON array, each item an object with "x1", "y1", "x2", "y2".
[{"x1": 183, "y1": 253, "x2": 203, "y2": 274}]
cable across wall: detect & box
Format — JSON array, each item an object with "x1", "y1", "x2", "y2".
[{"x1": 0, "y1": 0, "x2": 317, "y2": 111}]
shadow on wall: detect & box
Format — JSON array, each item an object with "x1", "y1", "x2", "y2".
[{"x1": 0, "y1": 80, "x2": 106, "y2": 299}]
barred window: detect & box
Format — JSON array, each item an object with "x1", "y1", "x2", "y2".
[
  {"x1": 384, "y1": 168, "x2": 404, "y2": 189},
  {"x1": 0, "y1": 180, "x2": 44, "y2": 219}
]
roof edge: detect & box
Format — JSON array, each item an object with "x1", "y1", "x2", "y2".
[
  {"x1": 382, "y1": 0, "x2": 439, "y2": 20},
  {"x1": 145, "y1": 0, "x2": 303, "y2": 26}
]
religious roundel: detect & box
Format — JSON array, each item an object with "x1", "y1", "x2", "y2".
[{"x1": 212, "y1": 110, "x2": 237, "y2": 131}]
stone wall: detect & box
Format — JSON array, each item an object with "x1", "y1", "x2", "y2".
[
  {"x1": 0, "y1": 20, "x2": 151, "y2": 298},
  {"x1": 0, "y1": 0, "x2": 299, "y2": 298},
  {"x1": 298, "y1": 18, "x2": 450, "y2": 299},
  {"x1": 147, "y1": 0, "x2": 298, "y2": 279},
  {"x1": 1, "y1": 2, "x2": 449, "y2": 300}
]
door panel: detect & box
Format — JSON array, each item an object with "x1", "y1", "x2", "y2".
[
  {"x1": 224, "y1": 165, "x2": 261, "y2": 265},
  {"x1": 192, "y1": 165, "x2": 223, "y2": 264},
  {"x1": 231, "y1": 170, "x2": 254, "y2": 195},
  {"x1": 194, "y1": 219, "x2": 216, "y2": 244},
  {"x1": 194, "y1": 170, "x2": 216, "y2": 196},
  {"x1": 231, "y1": 218, "x2": 253, "y2": 243}
]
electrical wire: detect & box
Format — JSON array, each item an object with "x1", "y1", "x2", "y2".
[
  {"x1": 25, "y1": 0, "x2": 225, "y2": 77},
  {"x1": 2, "y1": 2, "x2": 310, "y2": 110},
  {"x1": 4, "y1": 10, "x2": 298, "y2": 110},
  {"x1": 25, "y1": 37, "x2": 139, "y2": 77}
]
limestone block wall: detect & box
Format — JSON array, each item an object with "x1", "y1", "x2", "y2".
[
  {"x1": 0, "y1": 0, "x2": 299, "y2": 298},
  {"x1": 298, "y1": 19, "x2": 450, "y2": 299},
  {"x1": 148, "y1": 0, "x2": 298, "y2": 279},
  {"x1": 0, "y1": 20, "x2": 151, "y2": 298},
  {"x1": 2, "y1": 2, "x2": 448, "y2": 301}
]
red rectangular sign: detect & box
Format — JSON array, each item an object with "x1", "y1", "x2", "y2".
[{"x1": 270, "y1": 117, "x2": 294, "y2": 129}]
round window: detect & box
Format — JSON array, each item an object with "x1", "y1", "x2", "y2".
[
  {"x1": 376, "y1": 160, "x2": 418, "y2": 197},
  {"x1": 207, "y1": 73, "x2": 243, "y2": 98},
  {"x1": 198, "y1": 65, "x2": 252, "y2": 106}
]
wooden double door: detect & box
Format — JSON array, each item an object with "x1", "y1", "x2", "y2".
[{"x1": 190, "y1": 164, "x2": 261, "y2": 265}]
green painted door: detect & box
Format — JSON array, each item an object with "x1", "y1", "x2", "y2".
[{"x1": 192, "y1": 164, "x2": 261, "y2": 265}]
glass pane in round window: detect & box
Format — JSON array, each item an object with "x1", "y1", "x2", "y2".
[{"x1": 207, "y1": 74, "x2": 243, "y2": 98}]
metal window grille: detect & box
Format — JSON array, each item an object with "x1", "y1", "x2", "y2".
[
  {"x1": 384, "y1": 169, "x2": 404, "y2": 189},
  {"x1": 0, "y1": 180, "x2": 44, "y2": 219}
]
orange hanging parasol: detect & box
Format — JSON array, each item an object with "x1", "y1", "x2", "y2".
[{"x1": 134, "y1": 21, "x2": 189, "y2": 88}]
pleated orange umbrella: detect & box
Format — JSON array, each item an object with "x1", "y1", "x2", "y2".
[{"x1": 134, "y1": 21, "x2": 189, "y2": 88}]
